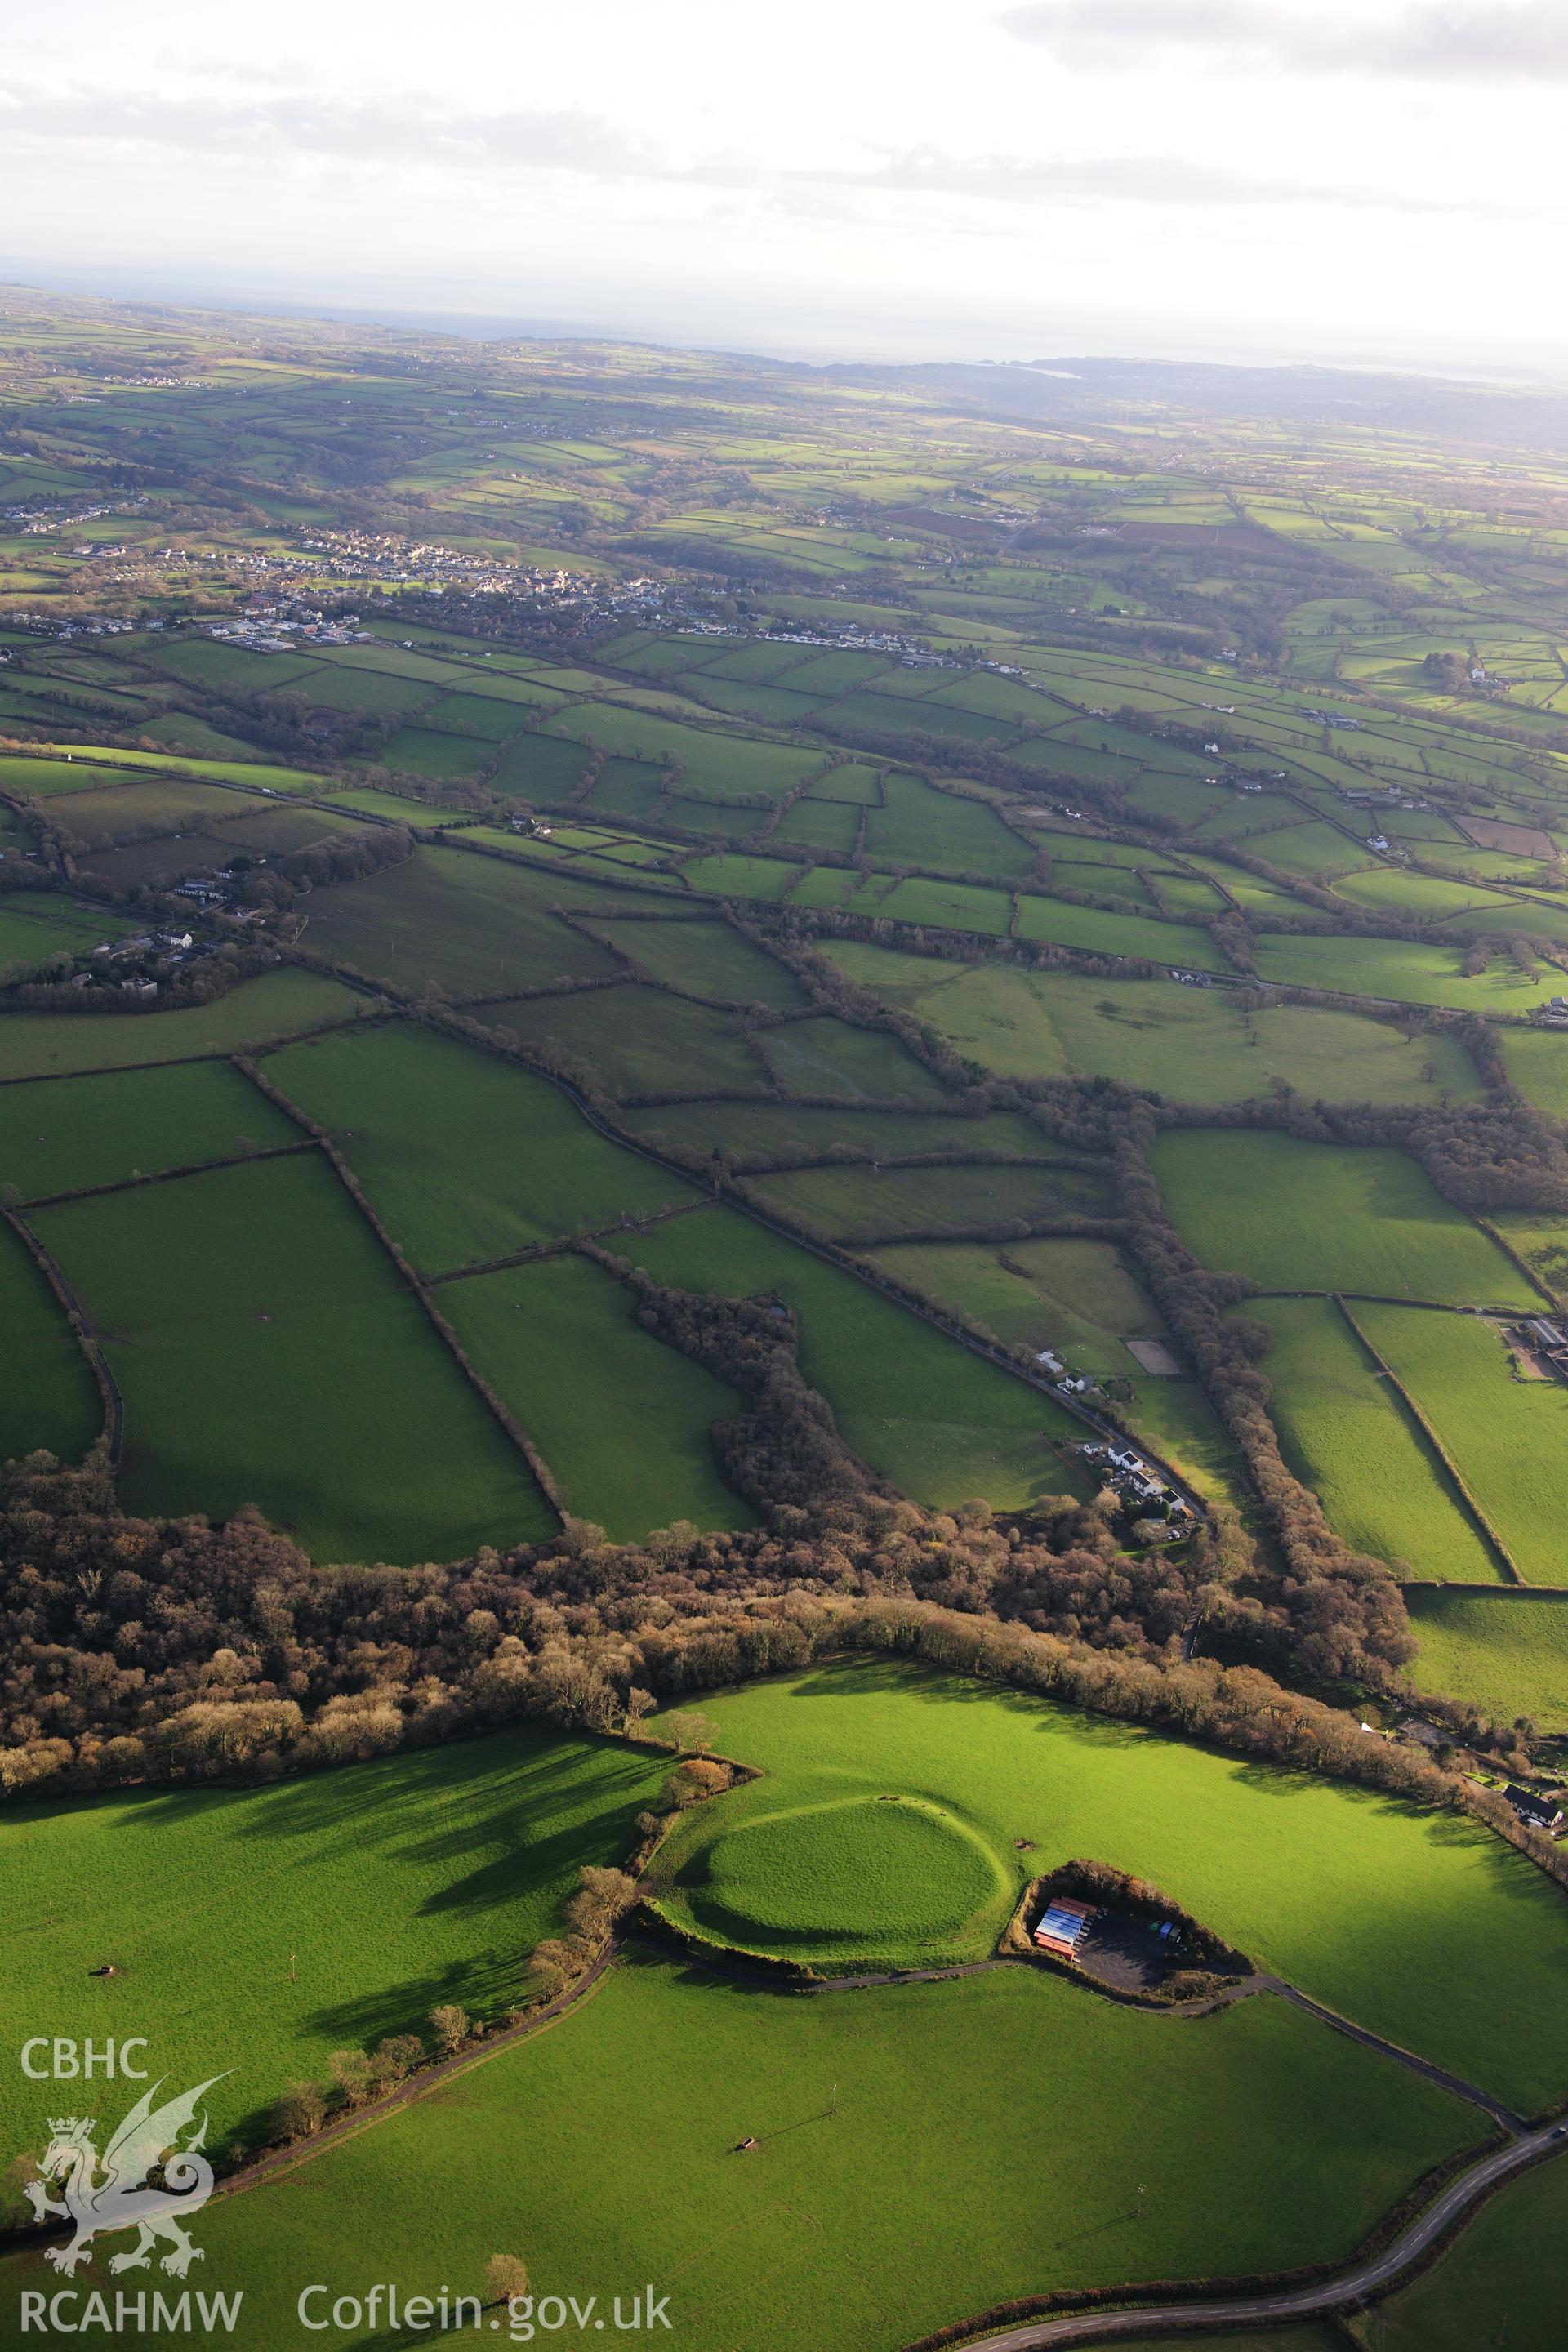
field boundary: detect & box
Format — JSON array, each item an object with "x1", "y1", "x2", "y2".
[
  {"x1": 231, "y1": 1055, "x2": 568, "y2": 1522},
  {"x1": 2, "y1": 1204, "x2": 122, "y2": 1465},
  {"x1": 1334, "y1": 1295, "x2": 1522, "y2": 1585}
]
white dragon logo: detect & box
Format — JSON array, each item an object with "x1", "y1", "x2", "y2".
[{"x1": 24, "y1": 2075, "x2": 229, "y2": 2278}]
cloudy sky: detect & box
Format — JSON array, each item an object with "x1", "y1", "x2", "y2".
[{"x1": 5, "y1": 0, "x2": 1566, "y2": 370}]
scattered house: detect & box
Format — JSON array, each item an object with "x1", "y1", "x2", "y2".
[
  {"x1": 1505, "y1": 1785, "x2": 1565, "y2": 1837},
  {"x1": 1034, "y1": 1348, "x2": 1064, "y2": 1376}
]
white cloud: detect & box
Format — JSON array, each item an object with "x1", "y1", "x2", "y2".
[{"x1": 1000, "y1": 0, "x2": 1568, "y2": 81}]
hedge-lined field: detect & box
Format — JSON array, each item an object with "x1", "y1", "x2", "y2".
[
  {"x1": 822, "y1": 947, "x2": 1479, "y2": 1105},
  {"x1": 437, "y1": 1251, "x2": 753, "y2": 1539},
  {"x1": 110, "y1": 1950, "x2": 1478, "y2": 2352},
  {"x1": 263, "y1": 1022, "x2": 696, "y2": 1272},
  {"x1": 31, "y1": 1154, "x2": 553, "y2": 1561},
  {"x1": 0, "y1": 1058, "x2": 297, "y2": 1201},
  {"x1": 0, "y1": 967, "x2": 369, "y2": 1080},
  {"x1": 301, "y1": 844, "x2": 633, "y2": 997},
  {"x1": 1240, "y1": 1297, "x2": 1500, "y2": 1583},
  {"x1": 1152, "y1": 1133, "x2": 1535, "y2": 1306},
  {"x1": 1407, "y1": 1589, "x2": 1568, "y2": 1732},
  {"x1": 1353, "y1": 1303, "x2": 1568, "y2": 1587},
  {"x1": 0, "y1": 1723, "x2": 673, "y2": 2158},
  {"x1": 751, "y1": 1158, "x2": 1108, "y2": 1242},
  {"x1": 0, "y1": 1215, "x2": 101, "y2": 1464},
  {"x1": 619, "y1": 1205, "x2": 1090, "y2": 1509},
  {"x1": 1371, "y1": 2137, "x2": 1568, "y2": 2350}
]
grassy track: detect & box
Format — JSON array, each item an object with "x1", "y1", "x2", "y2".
[
  {"x1": 1352, "y1": 1303, "x2": 1568, "y2": 1587},
  {"x1": 437, "y1": 1251, "x2": 754, "y2": 1539},
  {"x1": 96, "y1": 1952, "x2": 1480, "y2": 2352},
  {"x1": 262, "y1": 1023, "x2": 696, "y2": 1272},
  {"x1": 0, "y1": 1724, "x2": 673, "y2": 2157},
  {"x1": 1152, "y1": 1132, "x2": 1535, "y2": 1306},
  {"x1": 657, "y1": 1665, "x2": 1568, "y2": 2109},
  {"x1": 32, "y1": 1154, "x2": 553, "y2": 1561},
  {"x1": 0, "y1": 1060, "x2": 297, "y2": 1200},
  {"x1": 1240, "y1": 1298, "x2": 1500, "y2": 1582},
  {"x1": 617, "y1": 1205, "x2": 1090, "y2": 1510}
]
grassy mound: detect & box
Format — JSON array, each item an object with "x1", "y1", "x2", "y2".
[{"x1": 685, "y1": 1797, "x2": 1004, "y2": 1959}]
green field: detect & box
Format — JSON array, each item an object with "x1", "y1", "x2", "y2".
[
  {"x1": 622, "y1": 1101, "x2": 1048, "y2": 1165},
  {"x1": 0, "y1": 1722, "x2": 673, "y2": 2157},
  {"x1": 0, "y1": 968, "x2": 368, "y2": 1080},
  {"x1": 1152, "y1": 1132, "x2": 1536, "y2": 1306},
  {"x1": 479, "y1": 982, "x2": 767, "y2": 1095},
  {"x1": 751, "y1": 1159, "x2": 1107, "y2": 1242},
  {"x1": 1238, "y1": 1297, "x2": 1500, "y2": 1582},
  {"x1": 1352, "y1": 1303, "x2": 1568, "y2": 1587},
  {"x1": 1254, "y1": 931, "x2": 1568, "y2": 1013},
  {"x1": 0, "y1": 1214, "x2": 101, "y2": 1465},
  {"x1": 262, "y1": 1023, "x2": 695, "y2": 1272},
  {"x1": 1406, "y1": 1588, "x2": 1568, "y2": 1729},
  {"x1": 31, "y1": 1154, "x2": 553, "y2": 1561},
  {"x1": 759, "y1": 1014, "x2": 949, "y2": 1104},
  {"x1": 821, "y1": 947, "x2": 1480, "y2": 1104},
  {"x1": 1368, "y1": 2140, "x2": 1568, "y2": 2351},
  {"x1": 67, "y1": 1943, "x2": 1481, "y2": 2352},
  {"x1": 1498, "y1": 1026, "x2": 1568, "y2": 1122},
  {"x1": 647, "y1": 1660, "x2": 1568, "y2": 2109},
  {"x1": 862, "y1": 772, "x2": 1035, "y2": 879},
  {"x1": 0, "y1": 896, "x2": 133, "y2": 978},
  {"x1": 586, "y1": 915, "x2": 805, "y2": 1007},
  {"x1": 301, "y1": 844, "x2": 626, "y2": 997},
  {"x1": 0, "y1": 1059, "x2": 297, "y2": 1201},
  {"x1": 437, "y1": 1250, "x2": 754, "y2": 1538},
  {"x1": 618, "y1": 1205, "x2": 1089, "y2": 1509},
  {"x1": 683, "y1": 1794, "x2": 1012, "y2": 1962}
]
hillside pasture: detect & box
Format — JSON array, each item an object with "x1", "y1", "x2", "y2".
[
  {"x1": 621, "y1": 1101, "x2": 1049, "y2": 1165},
  {"x1": 820, "y1": 947, "x2": 1479, "y2": 1104},
  {"x1": 759, "y1": 1015, "x2": 951, "y2": 1105},
  {"x1": 1152, "y1": 1132, "x2": 1536, "y2": 1306},
  {"x1": 586, "y1": 915, "x2": 806, "y2": 1007},
  {"x1": 0, "y1": 1214, "x2": 102, "y2": 1466},
  {"x1": 31, "y1": 1153, "x2": 553, "y2": 1561},
  {"x1": 751, "y1": 1160, "x2": 1108, "y2": 1243},
  {"x1": 477, "y1": 983, "x2": 766, "y2": 1096}
]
